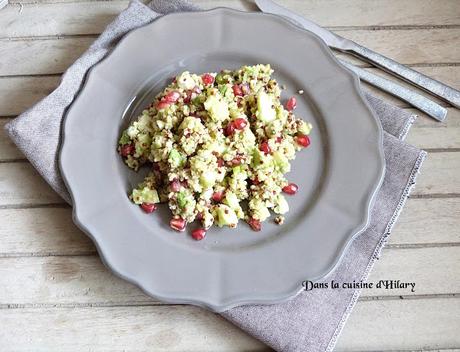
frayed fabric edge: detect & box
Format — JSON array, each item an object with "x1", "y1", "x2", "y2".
[
  {"x1": 399, "y1": 114, "x2": 418, "y2": 140},
  {"x1": 325, "y1": 150, "x2": 427, "y2": 352}
]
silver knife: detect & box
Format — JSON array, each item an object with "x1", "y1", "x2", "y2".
[
  {"x1": 339, "y1": 60, "x2": 447, "y2": 121},
  {"x1": 255, "y1": 0, "x2": 460, "y2": 110}
]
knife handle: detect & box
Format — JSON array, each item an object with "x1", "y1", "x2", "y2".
[
  {"x1": 347, "y1": 43, "x2": 460, "y2": 109},
  {"x1": 339, "y1": 60, "x2": 447, "y2": 122}
]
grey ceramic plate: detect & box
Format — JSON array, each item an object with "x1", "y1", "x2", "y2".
[{"x1": 60, "y1": 8, "x2": 385, "y2": 312}]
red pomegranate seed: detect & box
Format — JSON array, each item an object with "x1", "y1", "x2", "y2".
[
  {"x1": 217, "y1": 158, "x2": 224, "y2": 167},
  {"x1": 192, "y1": 228, "x2": 206, "y2": 241},
  {"x1": 233, "y1": 118, "x2": 248, "y2": 130},
  {"x1": 282, "y1": 183, "x2": 299, "y2": 195},
  {"x1": 248, "y1": 218, "x2": 261, "y2": 232},
  {"x1": 141, "y1": 203, "x2": 157, "y2": 213},
  {"x1": 232, "y1": 84, "x2": 243, "y2": 96},
  {"x1": 276, "y1": 136, "x2": 283, "y2": 143},
  {"x1": 202, "y1": 73, "x2": 214, "y2": 85},
  {"x1": 196, "y1": 212, "x2": 204, "y2": 221},
  {"x1": 120, "y1": 144, "x2": 134, "y2": 157},
  {"x1": 184, "y1": 90, "x2": 193, "y2": 104},
  {"x1": 295, "y1": 134, "x2": 311, "y2": 148},
  {"x1": 225, "y1": 122, "x2": 235, "y2": 136},
  {"x1": 285, "y1": 96, "x2": 297, "y2": 111},
  {"x1": 231, "y1": 156, "x2": 242, "y2": 166},
  {"x1": 170, "y1": 179, "x2": 181, "y2": 192},
  {"x1": 212, "y1": 191, "x2": 224, "y2": 202},
  {"x1": 164, "y1": 91, "x2": 181, "y2": 103},
  {"x1": 259, "y1": 140, "x2": 271, "y2": 155},
  {"x1": 170, "y1": 217, "x2": 186, "y2": 232},
  {"x1": 240, "y1": 83, "x2": 250, "y2": 95},
  {"x1": 156, "y1": 100, "x2": 170, "y2": 110}
]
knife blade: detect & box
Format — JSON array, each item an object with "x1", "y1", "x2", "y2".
[{"x1": 255, "y1": 0, "x2": 460, "y2": 110}]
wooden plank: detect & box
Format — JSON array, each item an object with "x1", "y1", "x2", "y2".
[
  {"x1": 0, "y1": 114, "x2": 454, "y2": 165},
  {"x1": 0, "y1": 197, "x2": 458, "y2": 257},
  {"x1": 0, "y1": 256, "x2": 150, "y2": 305},
  {"x1": 413, "y1": 152, "x2": 460, "y2": 196},
  {"x1": 7, "y1": 0, "x2": 103, "y2": 2},
  {"x1": 354, "y1": 65, "x2": 460, "y2": 112},
  {"x1": 0, "y1": 208, "x2": 94, "y2": 256},
  {"x1": 0, "y1": 102, "x2": 454, "y2": 163},
  {"x1": 0, "y1": 37, "x2": 93, "y2": 76},
  {"x1": 3, "y1": 0, "x2": 460, "y2": 38},
  {"x1": 0, "y1": 305, "x2": 268, "y2": 351},
  {"x1": 389, "y1": 198, "x2": 460, "y2": 245},
  {"x1": 366, "y1": 247, "x2": 460, "y2": 296},
  {"x1": 0, "y1": 42, "x2": 457, "y2": 114},
  {"x1": 0, "y1": 2, "x2": 129, "y2": 38},
  {"x1": 0, "y1": 76, "x2": 60, "y2": 116},
  {"x1": 1, "y1": 65, "x2": 459, "y2": 117},
  {"x1": 0, "y1": 152, "x2": 455, "y2": 207},
  {"x1": 1, "y1": 30, "x2": 460, "y2": 76},
  {"x1": 0, "y1": 297, "x2": 458, "y2": 351},
  {"x1": 336, "y1": 297, "x2": 460, "y2": 351},
  {"x1": 337, "y1": 28, "x2": 460, "y2": 65},
  {"x1": 406, "y1": 108, "x2": 460, "y2": 150},
  {"x1": 0, "y1": 2, "x2": 457, "y2": 352},
  {"x1": 0, "y1": 119, "x2": 24, "y2": 161},
  {"x1": 0, "y1": 247, "x2": 458, "y2": 306},
  {"x1": 366, "y1": 65, "x2": 460, "y2": 92},
  {"x1": 1, "y1": 101, "x2": 458, "y2": 158},
  {"x1": 0, "y1": 107, "x2": 458, "y2": 161},
  {"x1": 196, "y1": 0, "x2": 460, "y2": 27},
  {"x1": 0, "y1": 163, "x2": 61, "y2": 206}
]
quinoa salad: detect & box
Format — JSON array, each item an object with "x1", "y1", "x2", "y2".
[{"x1": 118, "y1": 64, "x2": 312, "y2": 240}]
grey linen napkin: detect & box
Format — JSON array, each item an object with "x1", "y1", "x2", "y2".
[{"x1": 5, "y1": 1, "x2": 427, "y2": 351}]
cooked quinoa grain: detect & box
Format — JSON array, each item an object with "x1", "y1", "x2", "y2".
[
  {"x1": 274, "y1": 215, "x2": 285, "y2": 225},
  {"x1": 118, "y1": 65, "x2": 312, "y2": 236}
]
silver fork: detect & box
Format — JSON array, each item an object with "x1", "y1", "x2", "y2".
[{"x1": 340, "y1": 60, "x2": 447, "y2": 122}]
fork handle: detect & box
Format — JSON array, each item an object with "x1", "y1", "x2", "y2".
[
  {"x1": 340, "y1": 60, "x2": 447, "y2": 122},
  {"x1": 346, "y1": 42, "x2": 460, "y2": 109}
]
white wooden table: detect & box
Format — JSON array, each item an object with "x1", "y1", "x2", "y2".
[{"x1": 0, "y1": 1, "x2": 459, "y2": 350}]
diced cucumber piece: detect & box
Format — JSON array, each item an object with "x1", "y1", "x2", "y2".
[
  {"x1": 251, "y1": 148, "x2": 263, "y2": 167},
  {"x1": 204, "y1": 94, "x2": 229, "y2": 122},
  {"x1": 274, "y1": 195, "x2": 289, "y2": 214},
  {"x1": 131, "y1": 187, "x2": 159, "y2": 205},
  {"x1": 224, "y1": 192, "x2": 244, "y2": 219},
  {"x1": 224, "y1": 192, "x2": 239, "y2": 210},
  {"x1": 177, "y1": 191, "x2": 188, "y2": 208},
  {"x1": 168, "y1": 149, "x2": 185, "y2": 168},
  {"x1": 250, "y1": 198, "x2": 271, "y2": 221},
  {"x1": 119, "y1": 130, "x2": 131, "y2": 145},
  {"x1": 298, "y1": 120, "x2": 313, "y2": 135},
  {"x1": 273, "y1": 151, "x2": 290, "y2": 173},
  {"x1": 200, "y1": 171, "x2": 217, "y2": 188},
  {"x1": 257, "y1": 91, "x2": 276, "y2": 122},
  {"x1": 214, "y1": 204, "x2": 238, "y2": 227}
]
